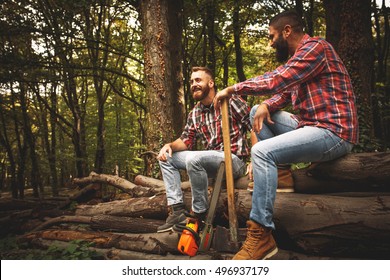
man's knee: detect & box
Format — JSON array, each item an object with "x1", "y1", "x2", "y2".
[
  {"x1": 185, "y1": 154, "x2": 201, "y2": 171},
  {"x1": 251, "y1": 142, "x2": 275, "y2": 163}
]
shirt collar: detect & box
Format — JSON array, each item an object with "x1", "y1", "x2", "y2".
[
  {"x1": 198, "y1": 101, "x2": 215, "y2": 112},
  {"x1": 296, "y1": 34, "x2": 311, "y2": 50}
]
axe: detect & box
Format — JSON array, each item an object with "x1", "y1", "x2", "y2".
[{"x1": 220, "y1": 98, "x2": 239, "y2": 246}]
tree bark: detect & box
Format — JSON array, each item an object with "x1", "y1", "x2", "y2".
[
  {"x1": 29, "y1": 238, "x2": 230, "y2": 260},
  {"x1": 25, "y1": 191, "x2": 390, "y2": 259},
  {"x1": 323, "y1": 0, "x2": 342, "y2": 50},
  {"x1": 28, "y1": 238, "x2": 347, "y2": 260},
  {"x1": 72, "y1": 190, "x2": 390, "y2": 258},
  {"x1": 31, "y1": 214, "x2": 164, "y2": 233},
  {"x1": 134, "y1": 174, "x2": 191, "y2": 192},
  {"x1": 331, "y1": 0, "x2": 375, "y2": 143},
  {"x1": 293, "y1": 152, "x2": 390, "y2": 193},
  {"x1": 139, "y1": 0, "x2": 185, "y2": 176},
  {"x1": 233, "y1": 0, "x2": 246, "y2": 82},
  {"x1": 22, "y1": 229, "x2": 180, "y2": 255},
  {"x1": 75, "y1": 194, "x2": 169, "y2": 219}
]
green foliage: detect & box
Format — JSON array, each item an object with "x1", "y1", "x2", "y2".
[
  {"x1": 0, "y1": 236, "x2": 102, "y2": 260},
  {"x1": 291, "y1": 162, "x2": 312, "y2": 170},
  {"x1": 0, "y1": 0, "x2": 388, "y2": 195},
  {"x1": 44, "y1": 240, "x2": 102, "y2": 260}
]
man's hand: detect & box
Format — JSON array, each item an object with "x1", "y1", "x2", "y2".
[
  {"x1": 157, "y1": 139, "x2": 188, "y2": 161},
  {"x1": 246, "y1": 162, "x2": 253, "y2": 181},
  {"x1": 253, "y1": 103, "x2": 274, "y2": 134},
  {"x1": 157, "y1": 143, "x2": 172, "y2": 161},
  {"x1": 213, "y1": 86, "x2": 234, "y2": 109}
]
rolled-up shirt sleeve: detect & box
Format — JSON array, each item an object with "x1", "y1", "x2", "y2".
[
  {"x1": 230, "y1": 95, "x2": 252, "y2": 132},
  {"x1": 180, "y1": 111, "x2": 197, "y2": 150}
]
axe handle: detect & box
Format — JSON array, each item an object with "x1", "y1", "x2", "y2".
[{"x1": 221, "y1": 99, "x2": 239, "y2": 244}]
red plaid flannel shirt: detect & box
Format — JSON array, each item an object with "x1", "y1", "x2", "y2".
[
  {"x1": 234, "y1": 34, "x2": 359, "y2": 144},
  {"x1": 180, "y1": 95, "x2": 252, "y2": 157}
]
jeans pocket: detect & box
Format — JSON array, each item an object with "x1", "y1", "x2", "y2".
[{"x1": 321, "y1": 132, "x2": 352, "y2": 162}]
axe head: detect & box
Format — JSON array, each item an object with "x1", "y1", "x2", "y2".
[{"x1": 211, "y1": 225, "x2": 246, "y2": 253}]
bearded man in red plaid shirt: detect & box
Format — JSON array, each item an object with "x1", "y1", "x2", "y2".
[
  {"x1": 156, "y1": 66, "x2": 252, "y2": 233},
  {"x1": 215, "y1": 10, "x2": 359, "y2": 260}
]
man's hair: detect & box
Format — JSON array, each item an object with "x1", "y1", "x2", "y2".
[
  {"x1": 191, "y1": 66, "x2": 215, "y2": 80},
  {"x1": 269, "y1": 10, "x2": 304, "y2": 33}
]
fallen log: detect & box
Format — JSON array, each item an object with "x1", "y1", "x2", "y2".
[
  {"x1": 75, "y1": 194, "x2": 169, "y2": 219},
  {"x1": 29, "y1": 239, "x2": 228, "y2": 260},
  {"x1": 72, "y1": 172, "x2": 157, "y2": 197},
  {"x1": 74, "y1": 190, "x2": 390, "y2": 258},
  {"x1": 134, "y1": 175, "x2": 191, "y2": 192},
  {"x1": 32, "y1": 215, "x2": 164, "y2": 233},
  {"x1": 0, "y1": 198, "x2": 58, "y2": 212},
  {"x1": 21, "y1": 229, "x2": 180, "y2": 255},
  {"x1": 134, "y1": 174, "x2": 251, "y2": 191},
  {"x1": 29, "y1": 238, "x2": 338, "y2": 260},
  {"x1": 273, "y1": 192, "x2": 390, "y2": 258},
  {"x1": 293, "y1": 152, "x2": 390, "y2": 193},
  {"x1": 135, "y1": 152, "x2": 390, "y2": 194}
]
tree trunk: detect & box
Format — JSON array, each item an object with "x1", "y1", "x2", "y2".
[
  {"x1": 233, "y1": 0, "x2": 246, "y2": 82},
  {"x1": 0, "y1": 103, "x2": 18, "y2": 198},
  {"x1": 326, "y1": 0, "x2": 375, "y2": 146},
  {"x1": 49, "y1": 87, "x2": 59, "y2": 196},
  {"x1": 205, "y1": 0, "x2": 216, "y2": 72},
  {"x1": 323, "y1": 0, "x2": 342, "y2": 48},
  {"x1": 139, "y1": 0, "x2": 185, "y2": 176}
]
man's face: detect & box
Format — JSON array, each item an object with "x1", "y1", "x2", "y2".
[
  {"x1": 190, "y1": 71, "x2": 212, "y2": 101},
  {"x1": 269, "y1": 25, "x2": 289, "y2": 63}
]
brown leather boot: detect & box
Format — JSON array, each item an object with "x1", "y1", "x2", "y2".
[
  {"x1": 233, "y1": 220, "x2": 278, "y2": 260},
  {"x1": 247, "y1": 168, "x2": 294, "y2": 193},
  {"x1": 277, "y1": 168, "x2": 294, "y2": 193}
]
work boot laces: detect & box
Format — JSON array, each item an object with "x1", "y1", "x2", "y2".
[{"x1": 242, "y1": 227, "x2": 264, "y2": 256}]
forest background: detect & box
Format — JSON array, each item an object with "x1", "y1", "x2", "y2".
[{"x1": 0, "y1": 0, "x2": 389, "y2": 200}]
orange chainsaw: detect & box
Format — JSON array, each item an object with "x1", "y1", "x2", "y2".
[{"x1": 176, "y1": 162, "x2": 225, "y2": 256}]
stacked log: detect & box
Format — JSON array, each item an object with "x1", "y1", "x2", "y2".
[{"x1": 5, "y1": 152, "x2": 390, "y2": 259}]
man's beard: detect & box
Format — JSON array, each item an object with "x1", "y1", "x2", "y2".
[
  {"x1": 274, "y1": 35, "x2": 289, "y2": 63},
  {"x1": 192, "y1": 85, "x2": 210, "y2": 101}
]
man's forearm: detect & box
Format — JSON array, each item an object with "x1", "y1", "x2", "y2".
[{"x1": 169, "y1": 138, "x2": 188, "y2": 152}]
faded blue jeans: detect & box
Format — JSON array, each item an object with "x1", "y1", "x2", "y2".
[
  {"x1": 250, "y1": 105, "x2": 354, "y2": 229},
  {"x1": 159, "y1": 150, "x2": 246, "y2": 214}
]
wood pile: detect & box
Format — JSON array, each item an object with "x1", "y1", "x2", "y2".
[{"x1": 1, "y1": 152, "x2": 389, "y2": 260}]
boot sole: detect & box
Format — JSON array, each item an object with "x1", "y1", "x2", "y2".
[
  {"x1": 262, "y1": 247, "x2": 278, "y2": 260},
  {"x1": 157, "y1": 227, "x2": 173, "y2": 233},
  {"x1": 276, "y1": 189, "x2": 294, "y2": 193},
  {"x1": 247, "y1": 188, "x2": 294, "y2": 193}
]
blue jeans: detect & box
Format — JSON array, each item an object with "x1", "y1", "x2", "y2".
[
  {"x1": 159, "y1": 150, "x2": 246, "y2": 213},
  {"x1": 249, "y1": 105, "x2": 354, "y2": 229}
]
